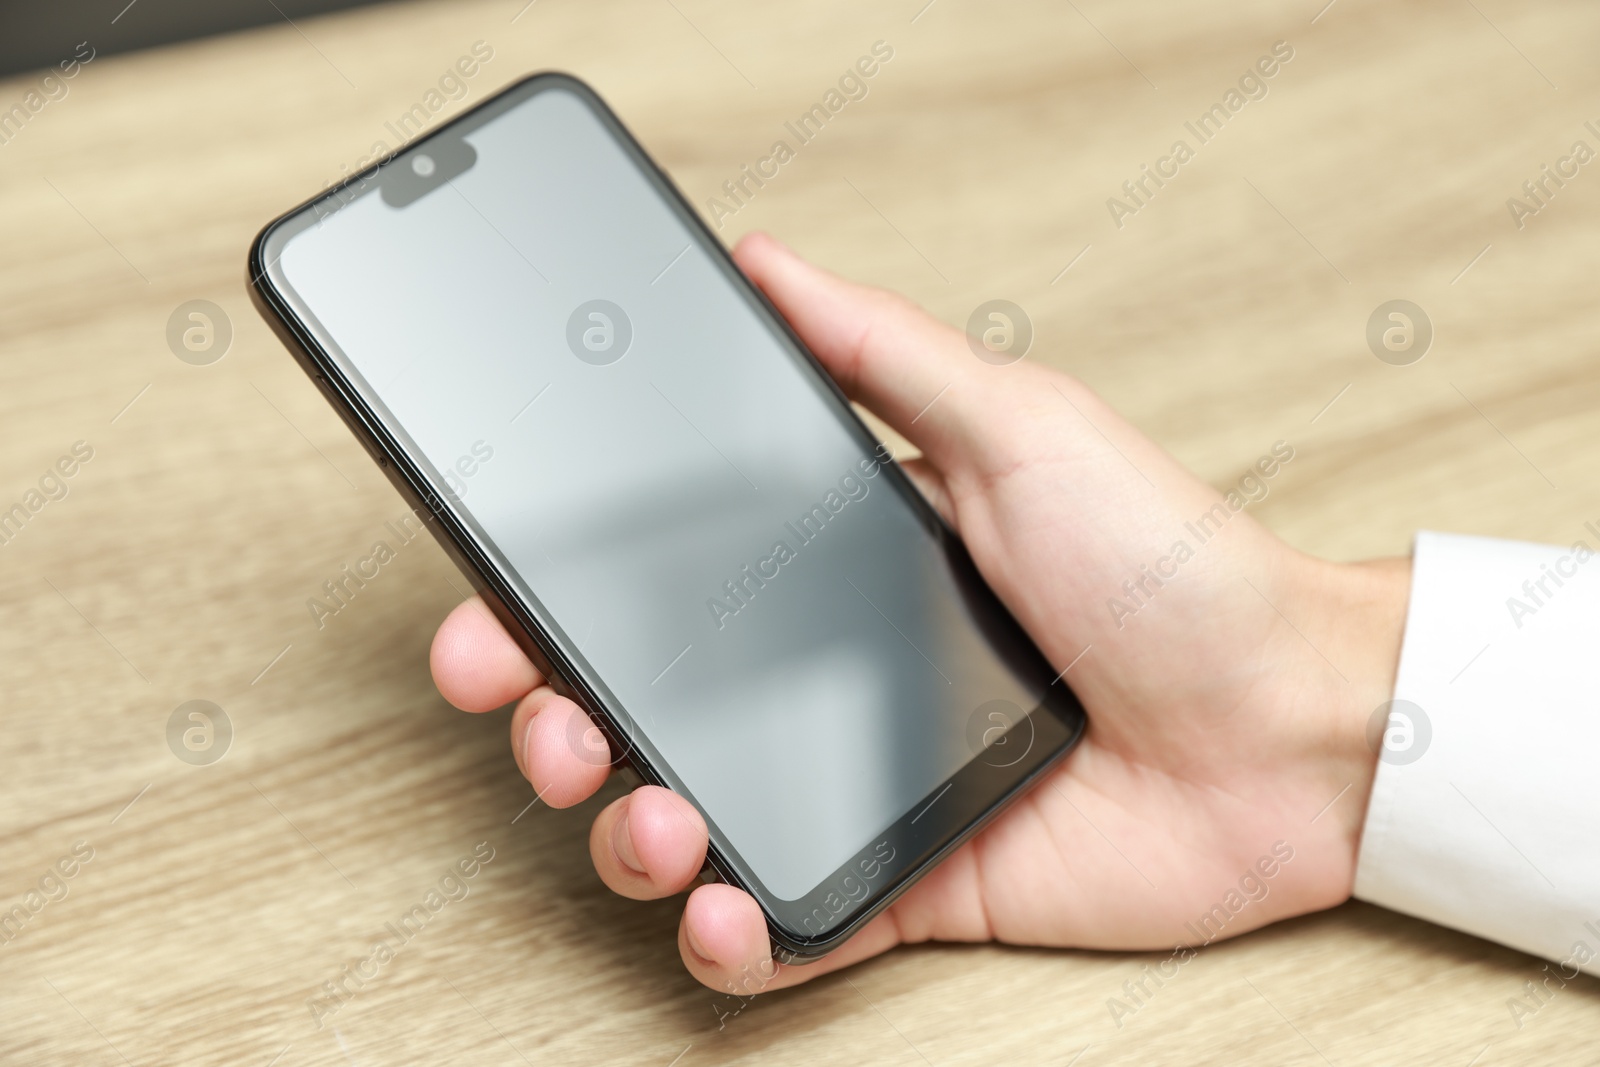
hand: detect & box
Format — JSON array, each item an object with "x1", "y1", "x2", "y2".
[{"x1": 430, "y1": 232, "x2": 1411, "y2": 994}]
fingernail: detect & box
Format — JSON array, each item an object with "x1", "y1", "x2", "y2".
[
  {"x1": 685, "y1": 921, "x2": 714, "y2": 964},
  {"x1": 517, "y1": 713, "x2": 537, "y2": 778},
  {"x1": 612, "y1": 808, "x2": 646, "y2": 874}
]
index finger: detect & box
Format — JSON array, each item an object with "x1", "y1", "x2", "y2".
[{"x1": 430, "y1": 597, "x2": 544, "y2": 712}]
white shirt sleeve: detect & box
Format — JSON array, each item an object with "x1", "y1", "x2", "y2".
[{"x1": 1355, "y1": 530, "x2": 1600, "y2": 975}]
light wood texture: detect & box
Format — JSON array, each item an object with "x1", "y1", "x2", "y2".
[{"x1": 3, "y1": 0, "x2": 1597, "y2": 1063}]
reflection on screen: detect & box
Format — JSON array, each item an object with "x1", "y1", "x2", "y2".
[{"x1": 274, "y1": 85, "x2": 1038, "y2": 900}]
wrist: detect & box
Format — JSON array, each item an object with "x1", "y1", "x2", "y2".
[{"x1": 1296, "y1": 552, "x2": 1413, "y2": 885}]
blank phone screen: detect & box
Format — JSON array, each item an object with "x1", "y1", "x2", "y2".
[{"x1": 266, "y1": 80, "x2": 1052, "y2": 903}]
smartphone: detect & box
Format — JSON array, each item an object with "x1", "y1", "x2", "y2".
[{"x1": 249, "y1": 72, "x2": 1086, "y2": 963}]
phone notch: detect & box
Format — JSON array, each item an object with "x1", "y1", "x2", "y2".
[{"x1": 381, "y1": 136, "x2": 478, "y2": 208}]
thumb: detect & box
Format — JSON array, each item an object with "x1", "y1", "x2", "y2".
[{"x1": 732, "y1": 231, "x2": 994, "y2": 473}]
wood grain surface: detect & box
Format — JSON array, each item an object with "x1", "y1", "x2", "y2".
[{"x1": 2, "y1": 1, "x2": 1597, "y2": 1063}]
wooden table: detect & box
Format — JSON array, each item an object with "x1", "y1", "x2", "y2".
[{"x1": 3, "y1": 0, "x2": 1597, "y2": 1063}]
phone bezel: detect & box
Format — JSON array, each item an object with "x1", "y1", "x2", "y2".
[{"x1": 247, "y1": 71, "x2": 1086, "y2": 964}]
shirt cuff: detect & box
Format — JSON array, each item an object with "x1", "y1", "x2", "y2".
[{"x1": 1354, "y1": 530, "x2": 1600, "y2": 975}]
